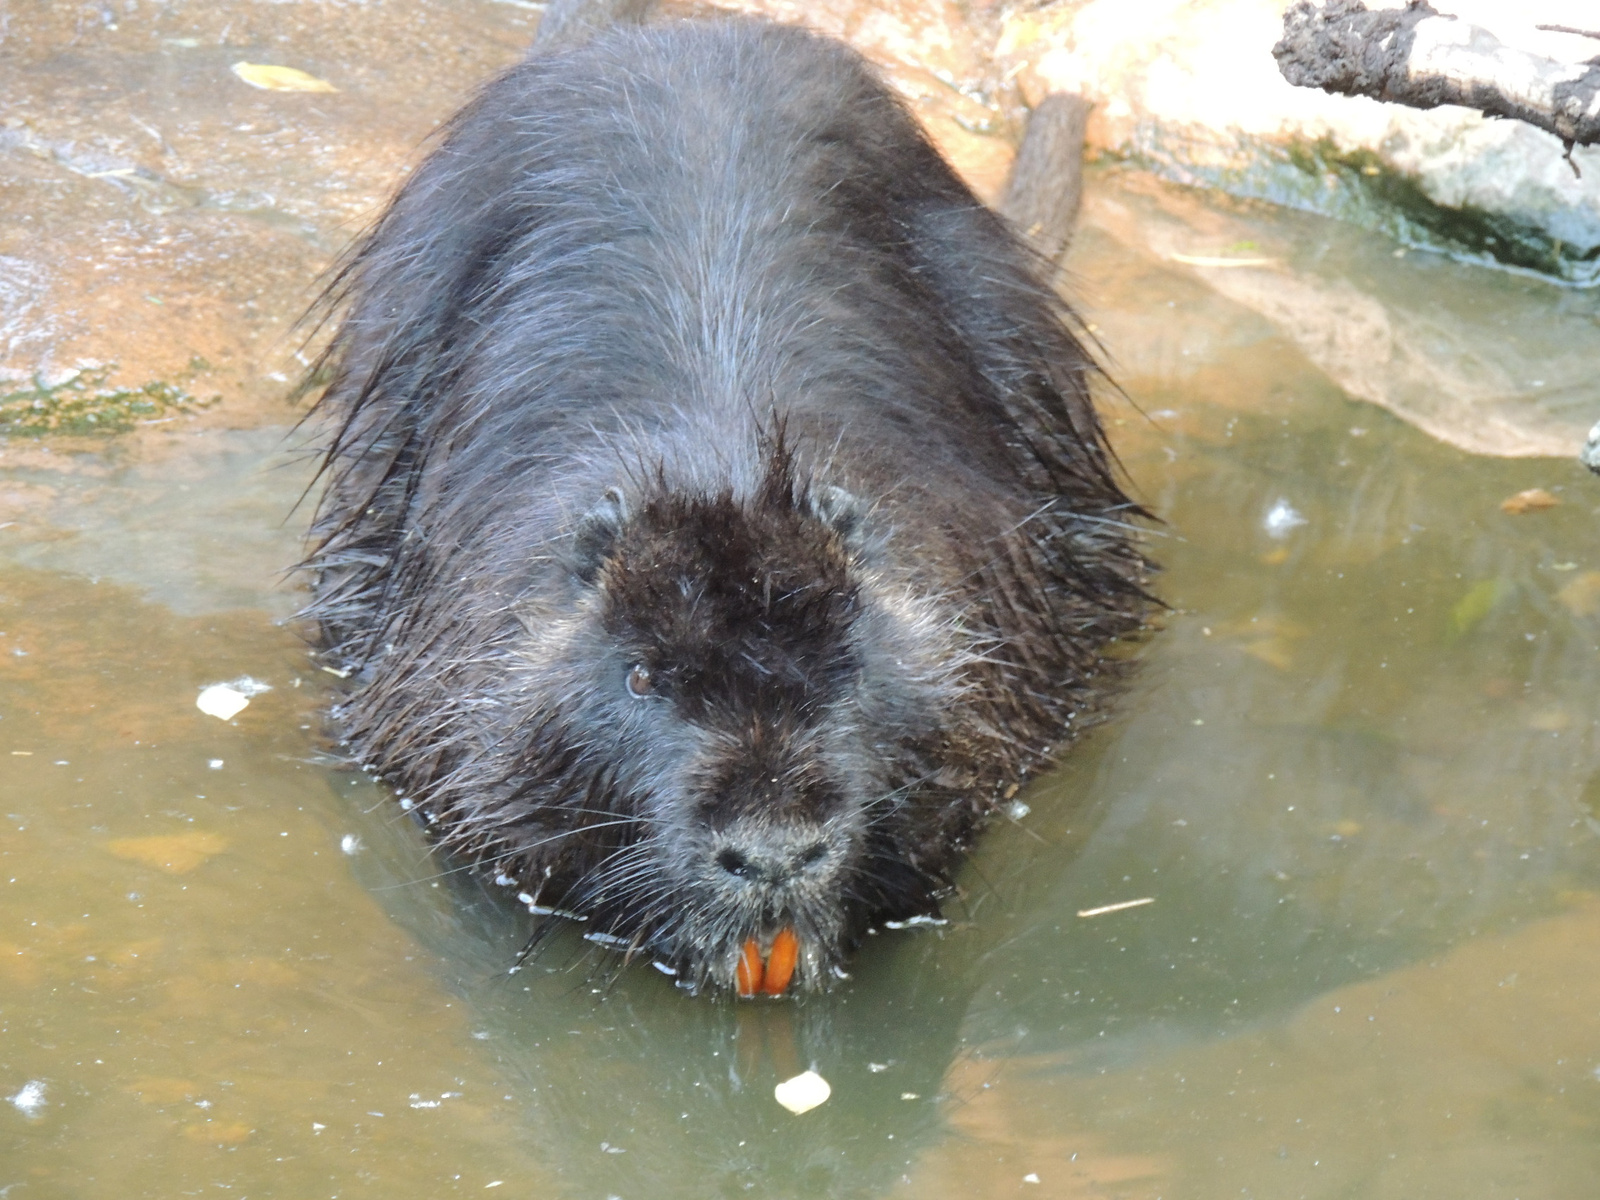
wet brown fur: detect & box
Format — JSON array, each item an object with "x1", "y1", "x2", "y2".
[{"x1": 302, "y1": 19, "x2": 1153, "y2": 992}]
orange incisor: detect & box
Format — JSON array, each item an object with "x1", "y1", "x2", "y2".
[
  {"x1": 736, "y1": 939, "x2": 764, "y2": 997},
  {"x1": 735, "y1": 928, "x2": 800, "y2": 997},
  {"x1": 763, "y1": 928, "x2": 799, "y2": 995}
]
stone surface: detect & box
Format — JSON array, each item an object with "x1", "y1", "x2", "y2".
[
  {"x1": 1, "y1": 0, "x2": 1595, "y2": 460},
  {"x1": 0, "y1": 0, "x2": 541, "y2": 428}
]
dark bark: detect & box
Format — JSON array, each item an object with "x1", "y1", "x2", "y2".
[{"x1": 1275, "y1": 0, "x2": 1600, "y2": 147}]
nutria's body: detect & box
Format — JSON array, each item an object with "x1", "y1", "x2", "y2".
[{"x1": 306, "y1": 19, "x2": 1150, "y2": 994}]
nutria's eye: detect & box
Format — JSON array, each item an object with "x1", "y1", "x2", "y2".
[{"x1": 625, "y1": 664, "x2": 654, "y2": 698}]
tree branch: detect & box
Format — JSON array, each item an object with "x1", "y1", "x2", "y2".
[
  {"x1": 1274, "y1": 1, "x2": 1600, "y2": 151},
  {"x1": 1535, "y1": 25, "x2": 1600, "y2": 44}
]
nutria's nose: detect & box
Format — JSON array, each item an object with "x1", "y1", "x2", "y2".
[{"x1": 714, "y1": 830, "x2": 832, "y2": 888}]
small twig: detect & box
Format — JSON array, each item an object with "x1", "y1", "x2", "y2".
[
  {"x1": 1076, "y1": 896, "x2": 1155, "y2": 918},
  {"x1": 1535, "y1": 24, "x2": 1600, "y2": 42}
]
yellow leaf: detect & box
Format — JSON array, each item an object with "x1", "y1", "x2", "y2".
[
  {"x1": 1499, "y1": 487, "x2": 1559, "y2": 515},
  {"x1": 1240, "y1": 638, "x2": 1295, "y2": 671},
  {"x1": 230, "y1": 62, "x2": 338, "y2": 93},
  {"x1": 1451, "y1": 578, "x2": 1512, "y2": 637},
  {"x1": 107, "y1": 832, "x2": 228, "y2": 874}
]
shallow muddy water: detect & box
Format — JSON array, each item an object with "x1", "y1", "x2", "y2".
[
  {"x1": 4, "y1": 168, "x2": 1598, "y2": 1200},
  {"x1": 4, "y1": 25, "x2": 1600, "y2": 1199}
]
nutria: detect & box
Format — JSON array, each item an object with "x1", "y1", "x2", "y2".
[{"x1": 304, "y1": 18, "x2": 1151, "y2": 995}]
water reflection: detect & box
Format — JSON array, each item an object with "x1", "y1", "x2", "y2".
[{"x1": 342, "y1": 773, "x2": 994, "y2": 1199}]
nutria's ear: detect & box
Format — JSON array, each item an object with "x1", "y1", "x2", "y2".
[
  {"x1": 571, "y1": 487, "x2": 627, "y2": 583},
  {"x1": 808, "y1": 484, "x2": 867, "y2": 549}
]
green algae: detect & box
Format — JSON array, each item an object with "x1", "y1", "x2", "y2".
[
  {"x1": 0, "y1": 361, "x2": 217, "y2": 435},
  {"x1": 1104, "y1": 129, "x2": 1600, "y2": 286}
]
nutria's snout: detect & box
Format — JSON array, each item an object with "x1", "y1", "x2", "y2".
[
  {"x1": 697, "y1": 820, "x2": 851, "y2": 997},
  {"x1": 710, "y1": 821, "x2": 842, "y2": 890},
  {"x1": 670, "y1": 817, "x2": 858, "y2": 997}
]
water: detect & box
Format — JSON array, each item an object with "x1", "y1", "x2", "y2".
[{"x1": 4, "y1": 23, "x2": 1600, "y2": 1200}]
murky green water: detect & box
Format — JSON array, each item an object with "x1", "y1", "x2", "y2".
[{"x1": 4, "y1": 21, "x2": 1600, "y2": 1200}]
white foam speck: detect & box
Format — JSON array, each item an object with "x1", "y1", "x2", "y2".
[
  {"x1": 9, "y1": 1080, "x2": 46, "y2": 1115},
  {"x1": 1263, "y1": 499, "x2": 1308, "y2": 538},
  {"x1": 882, "y1": 914, "x2": 947, "y2": 930}
]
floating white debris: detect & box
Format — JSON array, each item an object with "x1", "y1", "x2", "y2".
[
  {"x1": 516, "y1": 894, "x2": 586, "y2": 920},
  {"x1": 774, "y1": 1070, "x2": 830, "y2": 1115},
  {"x1": 339, "y1": 834, "x2": 362, "y2": 856},
  {"x1": 1076, "y1": 897, "x2": 1156, "y2": 919},
  {"x1": 900, "y1": 1092, "x2": 920, "y2": 1100},
  {"x1": 882, "y1": 914, "x2": 947, "y2": 930},
  {"x1": 652, "y1": 961, "x2": 678, "y2": 976},
  {"x1": 867, "y1": 1062, "x2": 889, "y2": 1073},
  {"x1": 583, "y1": 930, "x2": 631, "y2": 949},
  {"x1": 196, "y1": 676, "x2": 272, "y2": 721},
  {"x1": 196, "y1": 686, "x2": 250, "y2": 721},
  {"x1": 9, "y1": 1079, "x2": 45, "y2": 1115},
  {"x1": 494, "y1": 873, "x2": 516, "y2": 887},
  {"x1": 1024, "y1": 1173, "x2": 1041, "y2": 1184},
  {"x1": 1263, "y1": 499, "x2": 1308, "y2": 539},
  {"x1": 207, "y1": 759, "x2": 224, "y2": 770},
  {"x1": 1006, "y1": 800, "x2": 1031, "y2": 820}
]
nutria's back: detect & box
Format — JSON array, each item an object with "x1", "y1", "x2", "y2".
[{"x1": 306, "y1": 18, "x2": 1151, "y2": 994}]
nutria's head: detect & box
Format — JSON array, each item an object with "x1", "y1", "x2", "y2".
[{"x1": 500, "y1": 447, "x2": 965, "y2": 994}]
